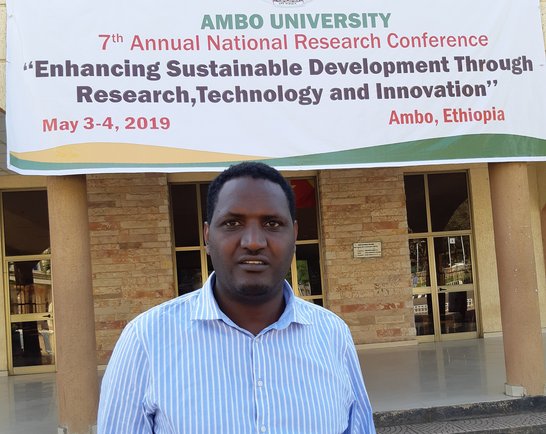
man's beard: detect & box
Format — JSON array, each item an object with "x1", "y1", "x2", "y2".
[{"x1": 235, "y1": 283, "x2": 281, "y2": 305}]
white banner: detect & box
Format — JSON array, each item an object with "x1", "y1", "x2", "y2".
[{"x1": 6, "y1": 0, "x2": 546, "y2": 174}]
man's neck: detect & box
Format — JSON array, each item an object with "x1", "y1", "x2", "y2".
[{"x1": 213, "y1": 287, "x2": 286, "y2": 336}]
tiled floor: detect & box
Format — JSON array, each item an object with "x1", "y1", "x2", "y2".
[
  {"x1": 0, "y1": 336, "x2": 543, "y2": 434},
  {"x1": 0, "y1": 372, "x2": 57, "y2": 434},
  {"x1": 361, "y1": 336, "x2": 512, "y2": 413}
]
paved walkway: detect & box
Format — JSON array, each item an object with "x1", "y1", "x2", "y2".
[{"x1": 1, "y1": 336, "x2": 545, "y2": 433}]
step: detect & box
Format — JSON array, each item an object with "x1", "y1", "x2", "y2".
[{"x1": 374, "y1": 396, "x2": 546, "y2": 434}]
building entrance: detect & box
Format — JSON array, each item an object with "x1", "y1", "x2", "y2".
[{"x1": 405, "y1": 172, "x2": 478, "y2": 341}]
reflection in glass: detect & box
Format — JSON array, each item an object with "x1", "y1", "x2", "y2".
[
  {"x1": 291, "y1": 179, "x2": 318, "y2": 240},
  {"x1": 9, "y1": 260, "x2": 52, "y2": 315},
  {"x1": 176, "y1": 251, "x2": 202, "y2": 296},
  {"x1": 413, "y1": 294, "x2": 434, "y2": 336},
  {"x1": 171, "y1": 185, "x2": 199, "y2": 247},
  {"x1": 439, "y1": 290, "x2": 477, "y2": 334},
  {"x1": 3, "y1": 191, "x2": 50, "y2": 256},
  {"x1": 11, "y1": 321, "x2": 55, "y2": 367},
  {"x1": 434, "y1": 236, "x2": 473, "y2": 286},
  {"x1": 409, "y1": 238, "x2": 430, "y2": 287},
  {"x1": 404, "y1": 175, "x2": 427, "y2": 234},
  {"x1": 295, "y1": 244, "x2": 322, "y2": 296},
  {"x1": 429, "y1": 173, "x2": 470, "y2": 232}
]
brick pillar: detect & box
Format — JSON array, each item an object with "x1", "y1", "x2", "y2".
[
  {"x1": 318, "y1": 168, "x2": 414, "y2": 345},
  {"x1": 48, "y1": 175, "x2": 99, "y2": 433},
  {"x1": 87, "y1": 173, "x2": 175, "y2": 364},
  {"x1": 489, "y1": 162, "x2": 545, "y2": 396}
]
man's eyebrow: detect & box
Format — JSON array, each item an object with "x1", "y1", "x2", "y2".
[
  {"x1": 261, "y1": 214, "x2": 289, "y2": 220},
  {"x1": 217, "y1": 211, "x2": 243, "y2": 217},
  {"x1": 216, "y1": 211, "x2": 289, "y2": 220},
  {"x1": 214, "y1": 211, "x2": 248, "y2": 221}
]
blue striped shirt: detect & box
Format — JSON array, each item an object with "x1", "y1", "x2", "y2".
[{"x1": 98, "y1": 274, "x2": 376, "y2": 433}]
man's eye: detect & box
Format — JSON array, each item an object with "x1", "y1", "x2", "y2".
[
  {"x1": 224, "y1": 220, "x2": 241, "y2": 227},
  {"x1": 265, "y1": 220, "x2": 281, "y2": 228}
]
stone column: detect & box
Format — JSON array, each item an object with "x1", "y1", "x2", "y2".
[
  {"x1": 47, "y1": 175, "x2": 98, "y2": 434},
  {"x1": 489, "y1": 162, "x2": 545, "y2": 396}
]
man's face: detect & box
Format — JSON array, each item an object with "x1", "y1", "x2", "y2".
[{"x1": 204, "y1": 177, "x2": 297, "y2": 305}]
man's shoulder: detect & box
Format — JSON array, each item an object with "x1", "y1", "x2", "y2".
[
  {"x1": 293, "y1": 297, "x2": 350, "y2": 331},
  {"x1": 130, "y1": 290, "x2": 200, "y2": 327}
]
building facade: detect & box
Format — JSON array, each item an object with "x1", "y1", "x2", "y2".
[{"x1": 1, "y1": 162, "x2": 546, "y2": 375}]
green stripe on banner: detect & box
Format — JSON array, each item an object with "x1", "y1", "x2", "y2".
[
  {"x1": 264, "y1": 134, "x2": 546, "y2": 166},
  {"x1": 9, "y1": 134, "x2": 546, "y2": 171}
]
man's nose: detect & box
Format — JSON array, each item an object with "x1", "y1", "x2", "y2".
[{"x1": 240, "y1": 224, "x2": 267, "y2": 250}]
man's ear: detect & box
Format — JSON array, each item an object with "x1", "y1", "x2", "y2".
[{"x1": 204, "y1": 222, "x2": 210, "y2": 254}]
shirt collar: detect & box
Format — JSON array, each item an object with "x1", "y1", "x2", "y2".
[{"x1": 190, "y1": 273, "x2": 312, "y2": 328}]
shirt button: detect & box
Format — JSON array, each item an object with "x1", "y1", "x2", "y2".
[
  {"x1": 260, "y1": 426, "x2": 266, "y2": 433},
  {"x1": 257, "y1": 380, "x2": 264, "y2": 387}
]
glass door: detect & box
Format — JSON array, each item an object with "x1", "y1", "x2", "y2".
[
  {"x1": 2, "y1": 190, "x2": 55, "y2": 374},
  {"x1": 406, "y1": 172, "x2": 478, "y2": 341},
  {"x1": 7, "y1": 259, "x2": 55, "y2": 374},
  {"x1": 433, "y1": 236, "x2": 476, "y2": 335}
]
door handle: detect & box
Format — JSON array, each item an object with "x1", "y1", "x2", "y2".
[{"x1": 42, "y1": 314, "x2": 52, "y2": 318}]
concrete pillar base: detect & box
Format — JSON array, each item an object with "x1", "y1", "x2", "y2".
[
  {"x1": 505, "y1": 383, "x2": 526, "y2": 397},
  {"x1": 505, "y1": 383, "x2": 546, "y2": 397}
]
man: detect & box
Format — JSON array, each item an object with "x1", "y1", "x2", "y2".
[{"x1": 98, "y1": 162, "x2": 376, "y2": 433}]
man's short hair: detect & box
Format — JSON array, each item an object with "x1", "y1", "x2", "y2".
[{"x1": 207, "y1": 162, "x2": 296, "y2": 222}]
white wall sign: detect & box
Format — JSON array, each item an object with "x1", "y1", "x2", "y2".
[{"x1": 353, "y1": 242, "x2": 382, "y2": 258}]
